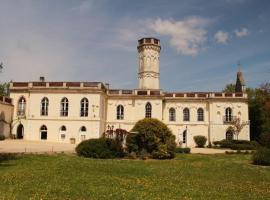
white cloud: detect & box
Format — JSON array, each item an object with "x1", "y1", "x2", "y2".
[
  {"x1": 214, "y1": 31, "x2": 229, "y2": 44},
  {"x1": 149, "y1": 17, "x2": 210, "y2": 55},
  {"x1": 235, "y1": 28, "x2": 249, "y2": 37}
]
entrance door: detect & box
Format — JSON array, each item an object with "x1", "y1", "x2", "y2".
[{"x1": 17, "y1": 124, "x2": 24, "y2": 139}]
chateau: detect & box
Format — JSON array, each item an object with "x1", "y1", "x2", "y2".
[{"x1": 8, "y1": 38, "x2": 250, "y2": 147}]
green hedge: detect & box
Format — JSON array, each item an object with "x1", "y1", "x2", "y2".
[
  {"x1": 175, "y1": 147, "x2": 191, "y2": 154},
  {"x1": 252, "y1": 147, "x2": 270, "y2": 166},
  {"x1": 213, "y1": 140, "x2": 256, "y2": 150},
  {"x1": 193, "y1": 135, "x2": 207, "y2": 148},
  {"x1": 75, "y1": 138, "x2": 124, "y2": 159},
  {"x1": 126, "y1": 118, "x2": 176, "y2": 159}
]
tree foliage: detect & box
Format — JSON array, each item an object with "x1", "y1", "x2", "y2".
[
  {"x1": 126, "y1": 118, "x2": 176, "y2": 159},
  {"x1": 0, "y1": 83, "x2": 9, "y2": 96}
]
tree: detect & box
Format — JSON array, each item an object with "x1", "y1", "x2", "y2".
[
  {"x1": 0, "y1": 83, "x2": 9, "y2": 96},
  {"x1": 230, "y1": 117, "x2": 249, "y2": 140},
  {"x1": 126, "y1": 118, "x2": 176, "y2": 159},
  {"x1": 223, "y1": 83, "x2": 235, "y2": 93}
]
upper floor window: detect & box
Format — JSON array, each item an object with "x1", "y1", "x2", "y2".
[
  {"x1": 41, "y1": 97, "x2": 49, "y2": 116},
  {"x1": 80, "y1": 98, "x2": 89, "y2": 117},
  {"x1": 145, "y1": 102, "x2": 152, "y2": 118},
  {"x1": 17, "y1": 97, "x2": 26, "y2": 116},
  {"x1": 60, "y1": 98, "x2": 69, "y2": 117},
  {"x1": 225, "y1": 107, "x2": 232, "y2": 121},
  {"x1": 169, "y1": 108, "x2": 176, "y2": 121},
  {"x1": 197, "y1": 108, "x2": 204, "y2": 121},
  {"x1": 183, "y1": 108, "x2": 190, "y2": 121},
  {"x1": 116, "y1": 105, "x2": 124, "y2": 120}
]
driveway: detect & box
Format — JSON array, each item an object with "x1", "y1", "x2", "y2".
[{"x1": 0, "y1": 140, "x2": 76, "y2": 153}]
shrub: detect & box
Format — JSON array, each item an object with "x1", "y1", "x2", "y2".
[
  {"x1": 75, "y1": 138, "x2": 124, "y2": 159},
  {"x1": 252, "y1": 147, "x2": 270, "y2": 166},
  {"x1": 126, "y1": 118, "x2": 176, "y2": 159},
  {"x1": 193, "y1": 135, "x2": 207, "y2": 148},
  {"x1": 259, "y1": 133, "x2": 270, "y2": 148},
  {"x1": 175, "y1": 147, "x2": 191, "y2": 154},
  {"x1": 213, "y1": 139, "x2": 256, "y2": 150},
  {"x1": 0, "y1": 135, "x2": 5, "y2": 141}
]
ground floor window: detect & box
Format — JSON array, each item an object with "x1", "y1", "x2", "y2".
[
  {"x1": 17, "y1": 124, "x2": 24, "y2": 139},
  {"x1": 226, "y1": 130, "x2": 234, "y2": 141},
  {"x1": 40, "y1": 125, "x2": 47, "y2": 140}
]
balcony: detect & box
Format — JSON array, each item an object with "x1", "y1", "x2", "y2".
[{"x1": 223, "y1": 116, "x2": 237, "y2": 124}]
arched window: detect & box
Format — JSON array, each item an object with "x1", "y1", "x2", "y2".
[
  {"x1": 60, "y1": 125, "x2": 66, "y2": 140},
  {"x1": 116, "y1": 105, "x2": 124, "y2": 120},
  {"x1": 60, "y1": 98, "x2": 69, "y2": 116},
  {"x1": 80, "y1": 126, "x2": 87, "y2": 132},
  {"x1": 40, "y1": 125, "x2": 47, "y2": 140},
  {"x1": 183, "y1": 108, "x2": 190, "y2": 121},
  {"x1": 226, "y1": 129, "x2": 234, "y2": 140},
  {"x1": 41, "y1": 97, "x2": 49, "y2": 116},
  {"x1": 225, "y1": 107, "x2": 232, "y2": 122},
  {"x1": 17, "y1": 97, "x2": 26, "y2": 116},
  {"x1": 145, "y1": 102, "x2": 152, "y2": 118},
  {"x1": 169, "y1": 108, "x2": 176, "y2": 121},
  {"x1": 80, "y1": 126, "x2": 87, "y2": 141},
  {"x1": 197, "y1": 108, "x2": 204, "y2": 121},
  {"x1": 60, "y1": 125, "x2": 66, "y2": 131},
  {"x1": 183, "y1": 130, "x2": 187, "y2": 144},
  {"x1": 80, "y1": 98, "x2": 89, "y2": 117}
]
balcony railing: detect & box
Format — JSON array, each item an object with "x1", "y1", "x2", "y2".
[{"x1": 223, "y1": 116, "x2": 237, "y2": 123}]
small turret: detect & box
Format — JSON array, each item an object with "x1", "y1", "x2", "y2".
[{"x1": 235, "y1": 70, "x2": 246, "y2": 93}]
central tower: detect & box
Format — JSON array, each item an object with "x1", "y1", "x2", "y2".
[{"x1": 137, "y1": 38, "x2": 161, "y2": 90}]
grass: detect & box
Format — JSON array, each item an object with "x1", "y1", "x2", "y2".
[{"x1": 0, "y1": 154, "x2": 270, "y2": 200}]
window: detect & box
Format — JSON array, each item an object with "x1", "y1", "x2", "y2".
[
  {"x1": 41, "y1": 97, "x2": 49, "y2": 116},
  {"x1": 226, "y1": 130, "x2": 234, "y2": 140},
  {"x1": 80, "y1": 98, "x2": 88, "y2": 117},
  {"x1": 116, "y1": 105, "x2": 124, "y2": 120},
  {"x1": 60, "y1": 126, "x2": 66, "y2": 140},
  {"x1": 183, "y1": 108, "x2": 190, "y2": 121},
  {"x1": 225, "y1": 107, "x2": 232, "y2": 121},
  {"x1": 60, "y1": 98, "x2": 69, "y2": 116},
  {"x1": 80, "y1": 126, "x2": 87, "y2": 132},
  {"x1": 183, "y1": 130, "x2": 187, "y2": 144},
  {"x1": 197, "y1": 108, "x2": 204, "y2": 121},
  {"x1": 145, "y1": 102, "x2": 152, "y2": 118},
  {"x1": 169, "y1": 108, "x2": 176, "y2": 121},
  {"x1": 40, "y1": 125, "x2": 47, "y2": 140},
  {"x1": 80, "y1": 126, "x2": 87, "y2": 141},
  {"x1": 17, "y1": 97, "x2": 26, "y2": 116}
]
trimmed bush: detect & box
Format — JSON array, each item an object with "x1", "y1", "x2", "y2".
[
  {"x1": 193, "y1": 135, "x2": 207, "y2": 148},
  {"x1": 175, "y1": 147, "x2": 191, "y2": 154},
  {"x1": 213, "y1": 139, "x2": 256, "y2": 150},
  {"x1": 252, "y1": 147, "x2": 270, "y2": 166},
  {"x1": 75, "y1": 138, "x2": 124, "y2": 159},
  {"x1": 126, "y1": 118, "x2": 176, "y2": 159},
  {"x1": 0, "y1": 135, "x2": 5, "y2": 141}
]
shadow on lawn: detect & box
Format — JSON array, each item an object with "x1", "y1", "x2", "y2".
[{"x1": 0, "y1": 153, "x2": 19, "y2": 167}]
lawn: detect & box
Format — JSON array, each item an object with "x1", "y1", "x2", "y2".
[{"x1": 0, "y1": 154, "x2": 270, "y2": 200}]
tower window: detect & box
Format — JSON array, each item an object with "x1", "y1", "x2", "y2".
[
  {"x1": 116, "y1": 105, "x2": 124, "y2": 120},
  {"x1": 145, "y1": 102, "x2": 152, "y2": 118}
]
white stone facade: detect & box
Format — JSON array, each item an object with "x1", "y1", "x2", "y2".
[{"x1": 8, "y1": 38, "x2": 250, "y2": 147}]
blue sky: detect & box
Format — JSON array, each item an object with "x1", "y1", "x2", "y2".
[{"x1": 0, "y1": 0, "x2": 269, "y2": 91}]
